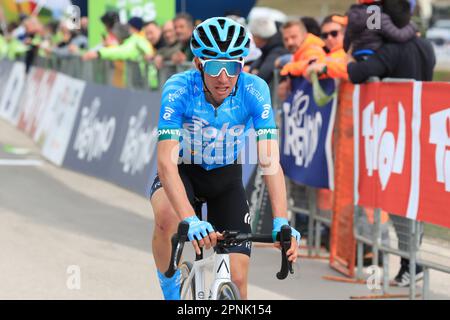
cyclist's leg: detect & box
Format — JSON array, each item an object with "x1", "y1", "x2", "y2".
[
  {"x1": 207, "y1": 180, "x2": 252, "y2": 299},
  {"x1": 150, "y1": 172, "x2": 195, "y2": 299},
  {"x1": 229, "y1": 253, "x2": 250, "y2": 299},
  {"x1": 150, "y1": 182, "x2": 179, "y2": 272}
]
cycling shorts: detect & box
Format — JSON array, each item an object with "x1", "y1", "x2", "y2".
[{"x1": 150, "y1": 163, "x2": 252, "y2": 256}]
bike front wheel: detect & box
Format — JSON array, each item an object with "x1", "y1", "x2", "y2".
[
  {"x1": 216, "y1": 281, "x2": 241, "y2": 300},
  {"x1": 179, "y1": 261, "x2": 195, "y2": 300}
]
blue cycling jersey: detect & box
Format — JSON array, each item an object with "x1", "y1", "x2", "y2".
[{"x1": 157, "y1": 69, "x2": 277, "y2": 171}]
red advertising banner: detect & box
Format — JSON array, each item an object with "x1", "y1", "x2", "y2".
[
  {"x1": 355, "y1": 81, "x2": 450, "y2": 229},
  {"x1": 417, "y1": 82, "x2": 450, "y2": 228},
  {"x1": 356, "y1": 82, "x2": 414, "y2": 217}
]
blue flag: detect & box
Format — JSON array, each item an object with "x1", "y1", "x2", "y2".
[{"x1": 280, "y1": 77, "x2": 337, "y2": 189}]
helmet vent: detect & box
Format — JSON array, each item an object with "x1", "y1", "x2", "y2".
[
  {"x1": 218, "y1": 18, "x2": 226, "y2": 28},
  {"x1": 197, "y1": 26, "x2": 213, "y2": 47},
  {"x1": 243, "y1": 38, "x2": 250, "y2": 49},
  {"x1": 191, "y1": 38, "x2": 201, "y2": 49},
  {"x1": 234, "y1": 26, "x2": 245, "y2": 47},
  {"x1": 202, "y1": 49, "x2": 218, "y2": 57},
  {"x1": 230, "y1": 49, "x2": 243, "y2": 57}
]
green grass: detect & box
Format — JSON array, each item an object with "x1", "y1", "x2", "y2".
[{"x1": 433, "y1": 70, "x2": 450, "y2": 82}]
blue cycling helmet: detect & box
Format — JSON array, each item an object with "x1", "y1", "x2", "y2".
[{"x1": 190, "y1": 17, "x2": 250, "y2": 59}]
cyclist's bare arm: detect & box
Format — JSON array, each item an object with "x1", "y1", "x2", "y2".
[
  {"x1": 157, "y1": 140, "x2": 217, "y2": 252},
  {"x1": 257, "y1": 139, "x2": 298, "y2": 262},
  {"x1": 157, "y1": 140, "x2": 195, "y2": 220}
]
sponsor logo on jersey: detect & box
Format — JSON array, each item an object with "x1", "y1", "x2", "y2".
[
  {"x1": 158, "y1": 128, "x2": 181, "y2": 137},
  {"x1": 245, "y1": 83, "x2": 264, "y2": 103},
  {"x1": 167, "y1": 86, "x2": 187, "y2": 103},
  {"x1": 163, "y1": 106, "x2": 175, "y2": 120},
  {"x1": 261, "y1": 104, "x2": 271, "y2": 119}
]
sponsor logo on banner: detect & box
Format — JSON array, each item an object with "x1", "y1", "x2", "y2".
[
  {"x1": 280, "y1": 77, "x2": 336, "y2": 189},
  {"x1": 73, "y1": 97, "x2": 116, "y2": 161},
  {"x1": 417, "y1": 83, "x2": 450, "y2": 227},
  {"x1": 429, "y1": 108, "x2": 450, "y2": 192},
  {"x1": 362, "y1": 101, "x2": 406, "y2": 190},
  {"x1": 356, "y1": 82, "x2": 413, "y2": 216},
  {"x1": 283, "y1": 90, "x2": 322, "y2": 168},
  {"x1": 356, "y1": 82, "x2": 450, "y2": 228},
  {"x1": 119, "y1": 107, "x2": 158, "y2": 175}
]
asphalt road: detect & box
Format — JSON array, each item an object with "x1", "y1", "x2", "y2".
[{"x1": 1, "y1": 118, "x2": 449, "y2": 300}]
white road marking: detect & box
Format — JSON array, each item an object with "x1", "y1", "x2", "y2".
[{"x1": 0, "y1": 159, "x2": 43, "y2": 166}]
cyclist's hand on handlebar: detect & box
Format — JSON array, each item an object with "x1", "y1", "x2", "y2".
[
  {"x1": 183, "y1": 216, "x2": 217, "y2": 255},
  {"x1": 273, "y1": 217, "x2": 301, "y2": 263}
]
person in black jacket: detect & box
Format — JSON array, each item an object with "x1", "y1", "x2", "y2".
[
  {"x1": 347, "y1": 35, "x2": 435, "y2": 83},
  {"x1": 344, "y1": 0, "x2": 418, "y2": 61},
  {"x1": 248, "y1": 17, "x2": 288, "y2": 85},
  {"x1": 347, "y1": 0, "x2": 436, "y2": 287}
]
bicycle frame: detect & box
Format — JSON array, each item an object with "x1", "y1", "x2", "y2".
[
  {"x1": 165, "y1": 221, "x2": 294, "y2": 300},
  {"x1": 181, "y1": 252, "x2": 232, "y2": 300}
]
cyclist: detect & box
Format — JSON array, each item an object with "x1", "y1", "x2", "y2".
[{"x1": 150, "y1": 17, "x2": 301, "y2": 300}]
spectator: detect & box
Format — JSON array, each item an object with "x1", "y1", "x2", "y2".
[
  {"x1": 347, "y1": 0, "x2": 435, "y2": 287},
  {"x1": 83, "y1": 16, "x2": 154, "y2": 62},
  {"x1": 100, "y1": 11, "x2": 121, "y2": 47},
  {"x1": 275, "y1": 16, "x2": 321, "y2": 70},
  {"x1": 279, "y1": 20, "x2": 326, "y2": 78},
  {"x1": 225, "y1": 13, "x2": 262, "y2": 66},
  {"x1": 51, "y1": 22, "x2": 88, "y2": 57},
  {"x1": 248, "y1": 16, "x2": 288, "y2": 84},
  {"x1": 277, "y1": 20, "x2": 326, "y2": 101},
  {"x1": 305, "y1": 14, "x2": 349, "y2": 80},
  {"x1": 5, "y1": 22, "x2": 27, "y2": 60},
  {"x1": 80, "y1": 16, "x2": 88, "y2": 37},
  {"x1": 144, "y1": 21, "x2": 166, "y2": 50},
  {"x1": 22, "y1": 17, "x2": 42, "y2": 72},
  {"x1": 153, "y1": 20, "x2": 181, "y2": 70},
  {"x1": 294, "y1": 14, "x2": 349, "y2": 250},
  {"x1": 301, "y1": 16, "x2": 321, "y2": 37},
  {"x1": 344, "y1": 0, "x2": 417, "y2": 61},
  {"x1": 171, "y1": 13, "x2": 194, "y2": 65}
]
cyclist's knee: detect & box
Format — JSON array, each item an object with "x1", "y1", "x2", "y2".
[
  {"x1": 230, "y1": 254, "x2": 249, "y2": 290},
  {"x1": 231, "y1": 272, "x2": 246, "y2": 289},
  {"x1": 151, "y1": 192, "x2": 179, "y2": 236},
  {"x1": 154, "y1": 209, "x2": 179, "y2": 234}
]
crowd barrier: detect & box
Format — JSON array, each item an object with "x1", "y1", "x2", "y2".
[
  {"x1": 352, "y1": 80, "x2": 450, "y2": 299},
  {"x1": 277, "y1": 74, "x2": 450, "y2": 299},
  {"x1": 1, "y1": 56, "x2": 449, "y2": 299},
  {"x1": 32, "y1": 55, "x2": 193, "y2": 91}
]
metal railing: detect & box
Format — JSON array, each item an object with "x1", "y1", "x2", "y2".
[{"x1": 32, "y1": 54, "x2": 194, "y2": 91}]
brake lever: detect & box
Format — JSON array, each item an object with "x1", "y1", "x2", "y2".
[
  {"x1": 164, "y1": 221, "x2": 189, "y2": 278},
  {"x1": 276, "y1": 225, "x2": 294, "y2": 280}
]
